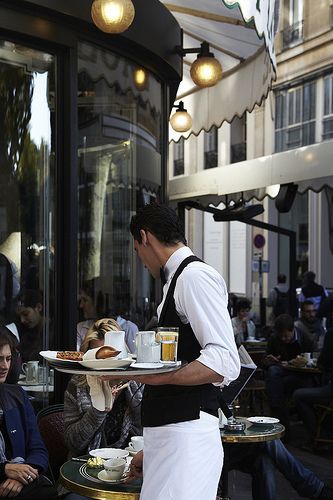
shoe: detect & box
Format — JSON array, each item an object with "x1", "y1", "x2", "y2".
[{"x1": 319, "y1": 485, "x2": 333, "y2": 499}]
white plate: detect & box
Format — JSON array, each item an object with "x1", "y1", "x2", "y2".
[
  {"x1": 247, "y1": 416, "x2": 280, "y2": 425},
  {"x1": 40, "y1": 350, "x2": 81, "y2": 364},
  {"x1": 130, "y1": 362, "x2": 164, "y2": 369},
  {"x1": 97, "y1": 470, "x2": 126, "y2": 483},
  {"x1": 89, "y1": 448, "x2": 129, "y2": 459},
  {"x1": 79, "y1": 357, "x2": 133, "y2": 370}
]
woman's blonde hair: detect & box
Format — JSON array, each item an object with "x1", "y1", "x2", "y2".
[{"x1": 80, "y1": 317, "x2": 121, "y2": 353}]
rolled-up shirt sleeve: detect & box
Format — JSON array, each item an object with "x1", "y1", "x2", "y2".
[{"x1": 175, "y1": 263, "x2": 240, "y2": 386}]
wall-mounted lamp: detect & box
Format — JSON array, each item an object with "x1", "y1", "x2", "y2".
[
  {"x1": 177, "y1": 41, "x2": 222, "y2": 88},
  {"x1": 170, "y1": 101, "x2": 192, "y2": 132},
  {"x1": 91, "y1": 0, "x2": 135, "y2": 34},
  {"x1": 133, "y1": 67, "x2": 149, "y2": 91}
]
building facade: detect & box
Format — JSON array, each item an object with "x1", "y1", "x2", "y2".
[{"x1": 169, "y1": 0, "x2": 333, "y2": 319}]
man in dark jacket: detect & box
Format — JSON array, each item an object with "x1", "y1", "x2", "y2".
[
  {"x1": 263, "y1": 314, "x2": 316, "y2": 438},
  {"x1": 0, "y1": 329, "x2": 57, "y2": 499}
]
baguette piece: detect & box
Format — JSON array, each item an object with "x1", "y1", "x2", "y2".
[{"x1": 95, "y1": 345, "x2": 121, "y2": 359}]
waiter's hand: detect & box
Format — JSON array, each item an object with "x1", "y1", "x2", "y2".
[{"x1": 125, "y1": 450, "x2": 143, "y2": 482}]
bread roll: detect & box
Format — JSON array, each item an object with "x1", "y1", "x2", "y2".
[{"x1": 96, "y1": 346, "x2": 120, "y2": 359}]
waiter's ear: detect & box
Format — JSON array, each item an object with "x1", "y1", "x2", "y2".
[{"x1": 140, "y1": 229, "x2": 148, "y2": 246}]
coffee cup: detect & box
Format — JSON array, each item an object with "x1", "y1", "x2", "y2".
[
  {"x1": 130, "y1": 435, "x2": 144, "y2": 452},
  {"x1": 303, "y1": 352, "x2": 312, "y2": 362},
  {"x1": 22, "y1": 361, "x2": 39, "y2": 384},
  {"x1": 103, "y1": 458, "x2": 126, "y2": 480}
]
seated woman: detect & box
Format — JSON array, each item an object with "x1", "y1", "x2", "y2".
[
  {"x1": 61, "y1": 318, "x2": 143, "y2": 499},
  {"x1": 0, "y1": 329, "x2": 58, "y2": 499},
  {"x1": 231, "y1": 298, "x2": 256, "y2": 347}
]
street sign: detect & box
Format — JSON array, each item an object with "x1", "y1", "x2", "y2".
[
  {"x1": 253, "y1": 234, "x2": 265, "y2": 249},
  {"x1": 252, "y1": 259, "x2": 270, "y2": 273}
]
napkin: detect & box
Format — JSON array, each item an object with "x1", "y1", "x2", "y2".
[{"x1": 86, "y1": 375, "x2": 114, "y2": 412}]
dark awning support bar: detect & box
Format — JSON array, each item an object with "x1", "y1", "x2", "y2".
[{"x1": 177, "y1": 201, "x2": 297, "y2": 320}]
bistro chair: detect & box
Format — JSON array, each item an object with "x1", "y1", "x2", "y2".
[
  {"x1": 37, "y1": 403, "x2": 68, "y2": 483},
  {"x1": 313, "y1": 398, "x2": 333, "y2": 446}
]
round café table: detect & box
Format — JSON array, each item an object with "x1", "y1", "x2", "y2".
[
  {"x1": 219, "y1": 417, "x2": 285, "y2": 500},
  {"x1": 60, "y1": 457, "x2": 142, "y2": 500}
]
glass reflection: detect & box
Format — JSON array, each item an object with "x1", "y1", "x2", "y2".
[
  {"x1": 0, "y1": 40, "x2": 55, "y2": 406},
  {"x1": 77, "y1": 42, "x2": 162, "y2": 345}
]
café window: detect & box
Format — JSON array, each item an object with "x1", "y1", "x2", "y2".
[
  {"x1": 173, "y1": 137, "x2": 184, "y2": 176},
  {"x1": 275, "y1": 83, "x2": 316, "y2": 153},
  {"x1": 323, "y1": 75, "x2": 333, "y2": 141},
  {"x1": 77, "y1": 42, "x2": 162, "y2": 347},
  {"x1": 204, "y1": 125, "x2": 218, "y2": 169},
  {"x1": 0, "y1": 40, "x2": 55, "y2": 404}
]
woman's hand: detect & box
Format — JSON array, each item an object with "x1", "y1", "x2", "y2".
[
  {"x1": 0, "y1": 478, "x2": 24, "y2": 497},
  {"x1": 125, "y1": 450, "x2": 143, "y2": 482},
  {"x1": 4, "y1": 463, "x2": 38, "y2": 485}
]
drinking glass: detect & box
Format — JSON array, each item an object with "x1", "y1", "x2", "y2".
[{"x1": 157, "y1": 327, "x2": 179, "y2": 364}]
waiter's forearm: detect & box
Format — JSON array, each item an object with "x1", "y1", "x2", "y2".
[{"x1": 133, "y1": 360, "x2": 224, "y2": 386}]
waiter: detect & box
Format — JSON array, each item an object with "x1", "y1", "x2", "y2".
[{"x1": 126, "y1": 203, "x2": 240, "y2": 500}]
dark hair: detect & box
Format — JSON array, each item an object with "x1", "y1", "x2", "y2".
[
  {"x1": 303, "y1": 271, "x2": 315, "y2": 285},
  {"x1": 80, "y1": 279, "x2": 106, "y2": 318},
  {"x1": 235, "y1": 298, "x2": 251, "y2": 314},
  {"x1": 130, "y1": 203, "x2": 187, "y2": 246},
  {"x1": 18, "y1": 289, "x2": 43, "y2": 309},
  {"x1": 277, "y1": 273, "x2": 287, "y2": 284},
  {"x1": 301, "y1": 299, "x2": 315, "y2": 310},
  {"x1": 0, "y1": 326, "x2": 17, "y2": 356},
  {"x1": 274, "y1": 314, "x2": 294, "y2": 334}
]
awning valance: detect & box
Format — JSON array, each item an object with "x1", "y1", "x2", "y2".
[
  {"x1": 169, "y1": 140, "x2": 333, "y2": 205},
  {"x1": 163, "y1": 0, "x2": 279, "y2": 141}
]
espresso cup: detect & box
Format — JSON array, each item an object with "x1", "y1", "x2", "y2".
[
  {"x1": 130, "y1": 435, "x2": 144, "y2": 451},
  {"x1": 103, "y1": 458, "x2": 126, "y2": 480}
]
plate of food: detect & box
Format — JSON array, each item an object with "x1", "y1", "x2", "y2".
[
  {"x1": 79, "y1": 346, "x2": 133, "y2": 370},
  {"x1": 89, "y1": 448, "x2": 129, "y2": 459},
  {"x1": 247, "y1": 416, "x2": 280, "y2": 425},
  {"x1": 40, "y1": 350, "x2": 83, "y2": 364}
]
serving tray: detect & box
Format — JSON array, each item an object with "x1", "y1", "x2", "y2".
[{"x1": 48, "y1": 360, "x2": 184, "y2": 376}]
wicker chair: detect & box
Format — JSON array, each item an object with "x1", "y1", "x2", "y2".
[
  {"x1": 37, "y1": 404, "x2": 67, "y2": 482},
  {"x1": 313, "y1": 398, "x2": 333, "y2": 446}
]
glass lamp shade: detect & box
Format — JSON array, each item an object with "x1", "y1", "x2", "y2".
[
  {"x1": 190, "y1": 56, "x2": 222, "y2": 88},
  {"x1": 133, "y1": 68, "x2": 149, "y2": 91},
  {"x1": 170, "y1": 109, "x2": 193, "y2": 133},
  {"x1": 91, "y1": 0, "x2": 135, "y2": 34}
]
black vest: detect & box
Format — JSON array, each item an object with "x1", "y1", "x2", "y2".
[{"x1": 141, "y1": 255, "x2": 220, "y2": 427}]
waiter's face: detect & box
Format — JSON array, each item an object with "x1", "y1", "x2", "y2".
[
  {"x1": 0, "y1": 344, "x2": 11, "y2": 383},
  {"x1": 134, "y1": 231, "x2": 160, "y2": 279}
]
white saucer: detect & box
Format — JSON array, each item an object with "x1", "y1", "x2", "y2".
[
  {"x1": 97, "y1": 469, "x2": 126, "y2": 483},
  {"x1": 247, "y1": 416, "x2": 279, "y2": 425},
  {"x1": 130, "y1": 362, "x2": 164, "y2": 369},
  {"x1": 125, "y1": 446, "x2": 138, "y2": 456}
]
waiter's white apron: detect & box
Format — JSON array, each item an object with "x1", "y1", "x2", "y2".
[{"x1": 140, "y1": 411, "x2": 223, "y2": 500}]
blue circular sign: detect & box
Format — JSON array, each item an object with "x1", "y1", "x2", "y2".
[{"x1": 254, "y1": 234, "x2": 265, "y2": 249}]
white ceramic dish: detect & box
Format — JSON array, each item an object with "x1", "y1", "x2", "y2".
[
  {"x1": 130, "y1": 362, "x2": 164, "y2": 369},
  {"x1": 97, "y1": 470, "x2": 127, "y2": 483},
  {"x1": 79, "y1": 357, "x2": 133, "y2": 370},
  {"x1": 40, "y1": 351, "x2": 80, "y2": 364},
  {"x1": 247, "y1": 416, "x2": 280, "y2": 425},
  {"x1": 125, "y1": 446, "x2": 138, "y2": 456},
  {"x1": 89, "y1": 448, "x2": 129, "y2": 459}
]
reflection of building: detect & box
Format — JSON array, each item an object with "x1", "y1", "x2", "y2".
[
  {"x1": 0, "y1": 0, "x2": 182, "y2": 401},
  {"x1": 169, "y1": 1, "x2": 333, "y2": 315}
]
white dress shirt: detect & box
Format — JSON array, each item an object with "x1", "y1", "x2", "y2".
[{"x1": 157, "y1": 246, "x2": 240, "y2": 386}]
